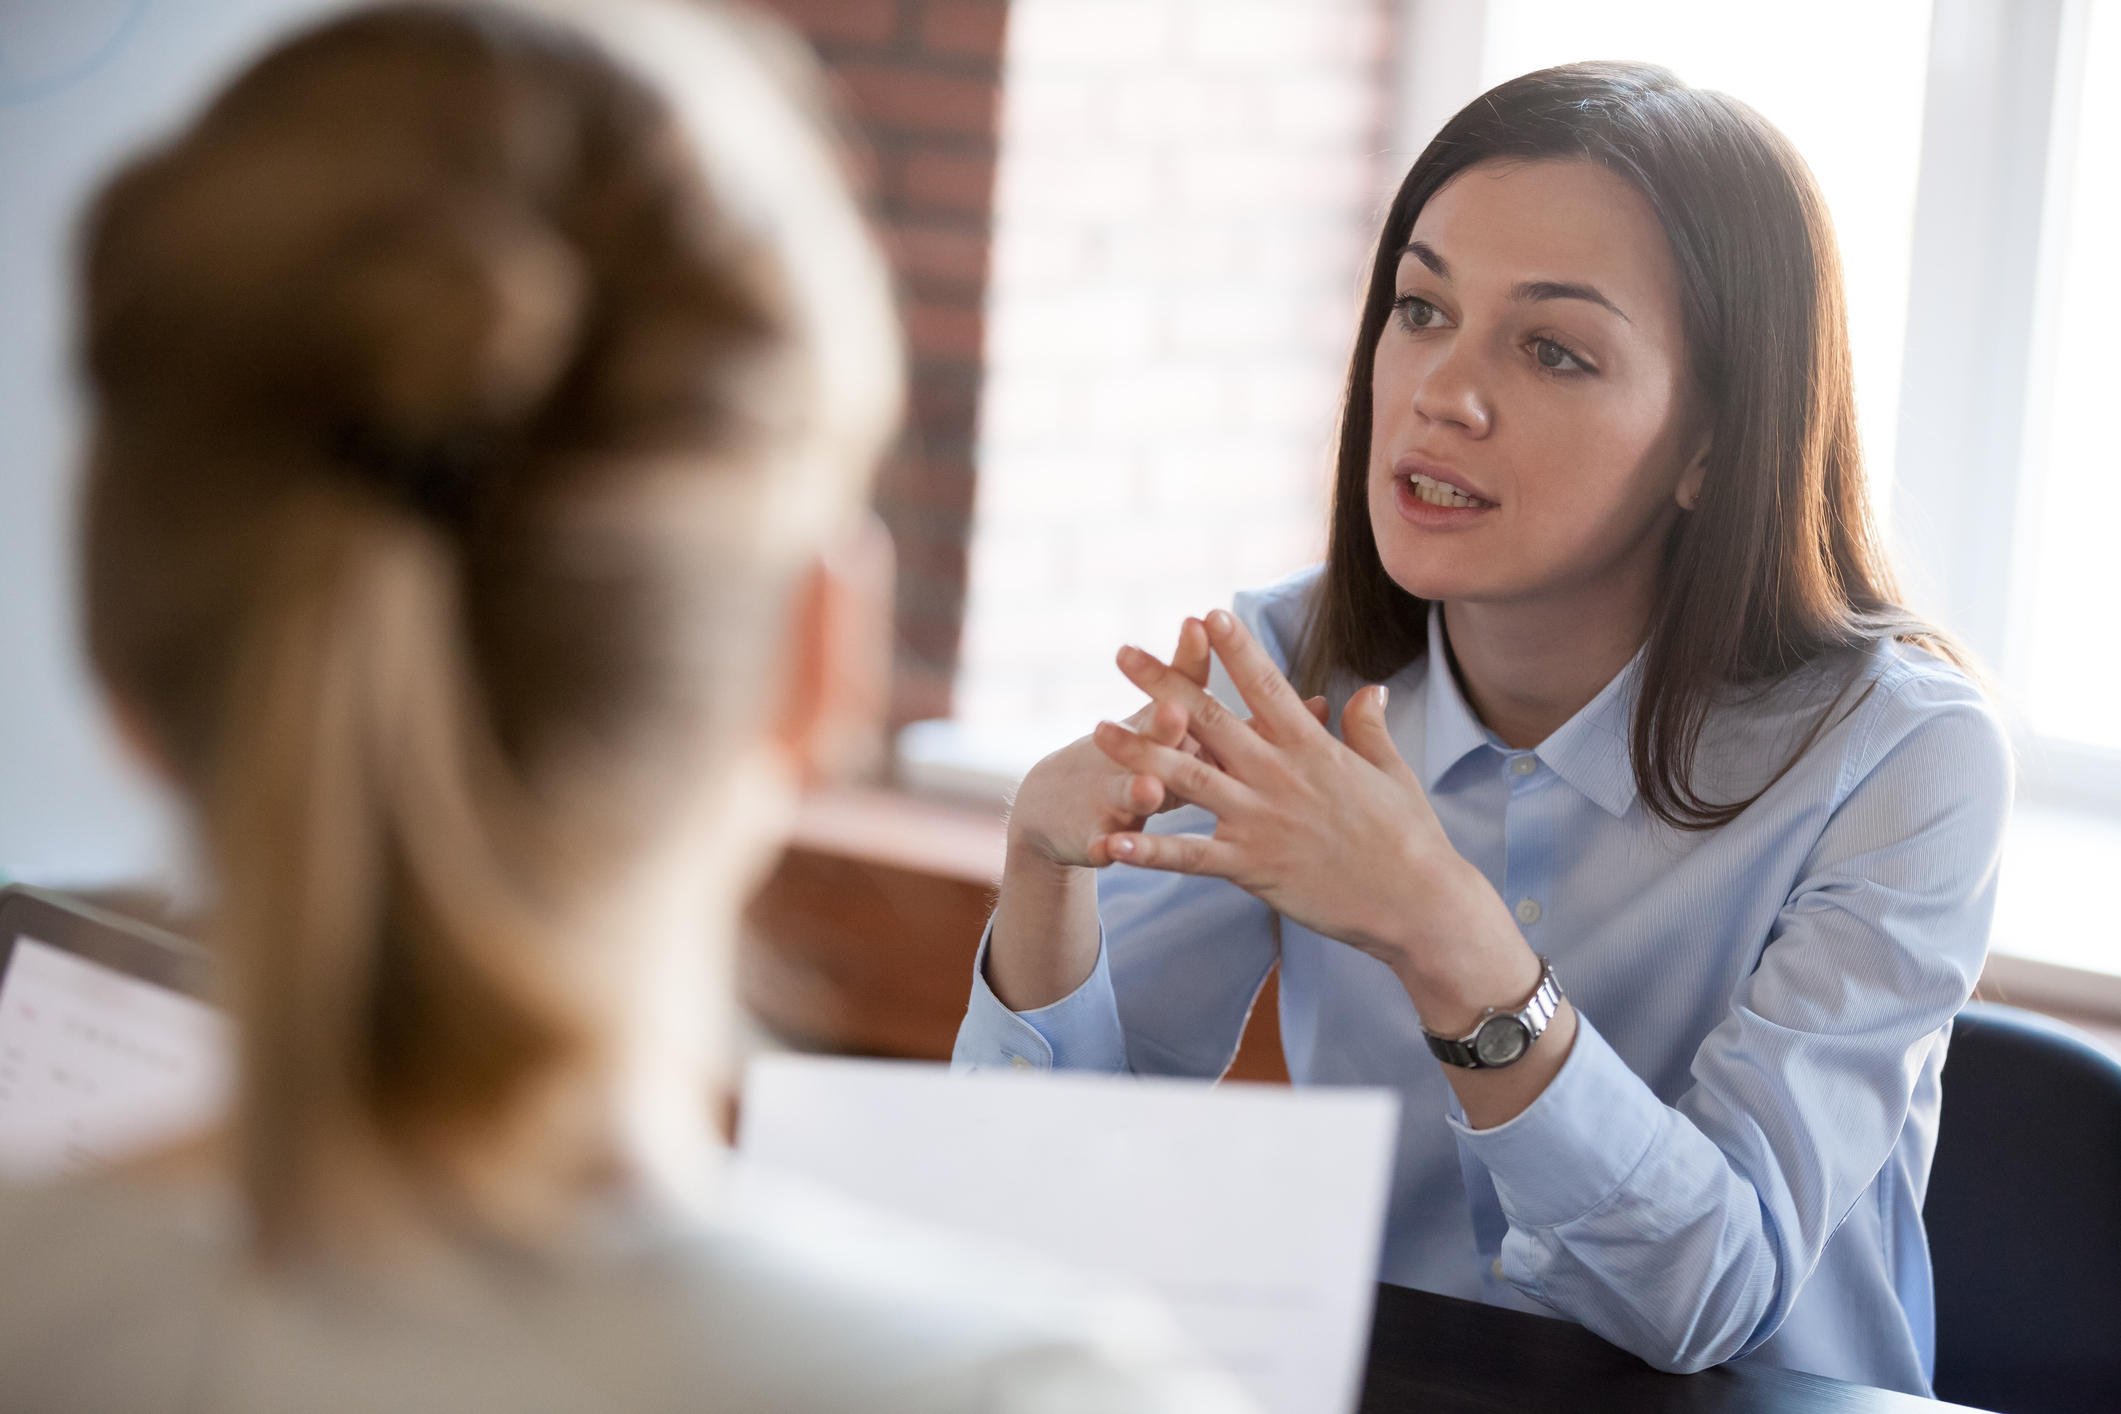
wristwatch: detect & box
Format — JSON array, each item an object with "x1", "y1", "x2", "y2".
[{"x1": 1422, "y1": 957, "x2": 1564, "y2": 1069}]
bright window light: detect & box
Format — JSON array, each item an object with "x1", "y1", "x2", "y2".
[
  {"x1": 1480, "y1": 0, "x2": 1936, "y2": 514},
  {"x1": 2019, "y1": 0, "x2": 2121, "y2": 754}
]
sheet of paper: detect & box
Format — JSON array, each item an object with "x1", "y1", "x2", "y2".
[
  {"x1": 0, "y1": 936, "x2": 231, "y2": 1183},
  {"x1": 738, "y1": 1056, "x2": 1399, "y2": 1414}
]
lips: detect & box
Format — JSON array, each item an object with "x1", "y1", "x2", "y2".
[
  {"x1": 1404, "y1": 472, "x2": 1493, "y2": 508},
  {"x1": 1392, "y1": 456, "x2": 1496, "y2": 510}
]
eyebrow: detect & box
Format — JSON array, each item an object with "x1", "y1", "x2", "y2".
[
  {"x1": 1511, "y1": 279, "x2": 1631, "y2": 324},
  {"x1": 1403, "y1": 240, "x2": 1451, "y2": 280},
  {"x1": 1398, "y1": 241, "x2": 1632, "y2": 324}
]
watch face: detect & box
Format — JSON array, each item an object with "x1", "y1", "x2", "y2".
[{"x1": 1473, "y1": 1016, "x2": 1530, "y2": 1067}]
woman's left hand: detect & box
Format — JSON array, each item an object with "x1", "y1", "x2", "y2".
[{"x1": 1092, "y1": 608, "x2": 1533, "y2": 1033}]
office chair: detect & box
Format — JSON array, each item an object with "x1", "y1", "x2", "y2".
[{"x1": 1925, "y1": 1001, "x2": 2121, "y2": 1413}]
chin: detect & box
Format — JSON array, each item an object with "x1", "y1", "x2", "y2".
[
  {"x1": 1374, "y1": 537, "x2": 1491, "y2": 605},
  {"x1": 1385, "y1": 572, "x2": 1467, "y2": 603},
  {"x1": 1366, "y1": 484, "x2": 1505, "y2": 604}
]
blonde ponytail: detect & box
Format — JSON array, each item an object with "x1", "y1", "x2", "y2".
[
  {"x1": 207, "y1": 488, "x2": 571, "y2": 1251},
  {"x1": 77, "y1": 2, "x2": 900, "y2": 1257}
]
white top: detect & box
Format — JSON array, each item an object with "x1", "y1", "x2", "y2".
[{"x1": 0, "y1": 1168, "x2": 1256, "y2": 1413}]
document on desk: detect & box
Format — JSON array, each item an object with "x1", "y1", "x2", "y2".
[{"x1": 738, "y1": 1056, "x2": 1400, "y2": 1414}]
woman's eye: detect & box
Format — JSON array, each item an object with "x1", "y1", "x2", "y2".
[
  {"x1": 1395, "y1": 295, "x2": 1444, "y2": 330},
  {"x1": 1533, "y1": 338, "x2": 1587, "y2": 372}
]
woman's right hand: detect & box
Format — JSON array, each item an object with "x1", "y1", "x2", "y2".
[
  {"x1": 1007, "y1": 619, "x2": 1216, "y2": 871},
  {"x1": 1007, "y1": 618, "x2": 1330, "y2": 872},
  {"x1": 987, "y1": 615, "x2": 1325, "y2": 1011}
]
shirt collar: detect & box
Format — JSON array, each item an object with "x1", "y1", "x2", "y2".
[
  {"x1": 1418, "y1": 604, "x2": 1642, "y2": 819},
  {"x1": 1420, "y1": 608, "x2": 1490, "y2": 789}
]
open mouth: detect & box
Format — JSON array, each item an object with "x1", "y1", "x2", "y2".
[{"x1": 1403, "y1": 471, "x2": 1496, "y2": 510}]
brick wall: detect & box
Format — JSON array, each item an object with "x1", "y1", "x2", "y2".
[
  {"x1": 953, "y1": 0, "x2": 1393, "y2": 739},
  {"x1": 751, "y1": 0, "x2": 1010, "y2": 725}
]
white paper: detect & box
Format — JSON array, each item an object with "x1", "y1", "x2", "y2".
[
  {"x1": 0, "y1": 936, "x2": 231, "y2": 1183},
  {"x1": 738, "y1": 1056, "x2": 1399, "y2": 1414}
]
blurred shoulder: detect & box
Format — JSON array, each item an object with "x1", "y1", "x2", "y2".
[
  {"x1": 0, "y1": 1172, "x2": 1256, "y2": 1414},
  {"x1": 0, "y1": 1177, "x2": 229, "y2": 1410}
]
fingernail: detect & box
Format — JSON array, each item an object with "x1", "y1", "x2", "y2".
[
  {"x1": 1207, "y1": 610, "x2": 1233, "y2": 634},
  {"x1": 1110, "y1": 836, "x2": 1136, "y2": 857},
  {"x1": 1375, "y1": 685, "x2": 1390, "y2": 707},
  {"x1": 1118, "y1": 644, "x2": 1143, "y2": 664}
]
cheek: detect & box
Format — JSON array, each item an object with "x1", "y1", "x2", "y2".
[
  {"x1": 1369, "y1": 339, "x2": 1423, "y2": 440},
  {"x1": 1513, "y1": 385, "x2": 1686, "y2": 533},
  {"x1": 1366, "y1": 340, "x2": 1432, "y2": 497}
]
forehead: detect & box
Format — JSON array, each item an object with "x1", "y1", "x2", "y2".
[{"x1": 1406, "y1": 158, "x2": 1683, "y2": 325}]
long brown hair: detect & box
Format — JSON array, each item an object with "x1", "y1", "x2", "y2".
[
  {"x1": 77, "y1": 2, "x2": 898, "y2": 1252},
  {"x1": 1300, "y1": 61, "x2": 1955, "y2": 829}
]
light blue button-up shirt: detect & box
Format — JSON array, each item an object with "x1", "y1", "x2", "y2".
[{"x1": 953, "y1": 566, "x2": 2012, "y2": 1396}]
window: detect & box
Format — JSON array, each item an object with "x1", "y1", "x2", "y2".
[
  {"x1": 1951, "y1": 0, "x2": 2121, "y2": 977},
  {"x1": 2018, "y1": 0, "x2": 2120, "y2": 757}
]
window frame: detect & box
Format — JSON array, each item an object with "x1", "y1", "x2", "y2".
[{"x1": 1893, "y1": 0, "x2": 2117, "y2": 811}]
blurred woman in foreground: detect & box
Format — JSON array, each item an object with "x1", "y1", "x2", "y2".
[{"x1": 0, "y1": 4, "x2": 1248, "y2": 1409}]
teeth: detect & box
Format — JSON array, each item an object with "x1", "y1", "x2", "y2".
[{"x1": 1408, "y1": 472, "x2": 1490, "y2": 508}]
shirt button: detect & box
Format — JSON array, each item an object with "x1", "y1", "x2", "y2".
[
  {"x1": 1491, "y1": 1257, "x2": 1507, "y2": 1280},
  {"x1": 1009, "y1": 1054, "x2": 1033, "y2": 1071},
  {"x1": 1515, "y1": 898, "x2": 1542, "y2": 924},
  {"x1": 1509, "y1": 754, "x2": 1537, "y2": 776}
]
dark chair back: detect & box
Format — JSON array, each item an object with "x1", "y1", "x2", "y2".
[{"x1": 1926, "y1": 1002, "x2": 2121, "y2": 1413}]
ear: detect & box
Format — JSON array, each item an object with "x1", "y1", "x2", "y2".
[
  {"x1": 106, "y1": 691, "x2": 177, "y2": 787},
  {"x1": 769, "y1": 515, "x2": 895, "y2": 788},
  {"x1": 1675, "y1": 436, "x2": 1711, "y2": 512}
]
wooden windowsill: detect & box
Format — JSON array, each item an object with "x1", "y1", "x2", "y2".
[{"x1": 790, "y1": 786, "x2": 1005, "y2": 886}]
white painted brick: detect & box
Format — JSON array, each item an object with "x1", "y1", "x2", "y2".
[
  {"x1": 993, "y1": 151, "x2": 1160, "y2": 221},
  {"x1": 1007, "y1": 0, "x2": 1178, "y2": 68},
  {"x1": 958, "y1": 0, "x2": 1388, "y2": 730},
  {"x1": 1108, "y1": 73, "x2": 1256, "y2": 144},
  {"x1": 985, "y1": 288, "x2": 1159, "y2": 366},
  {"x1": 1260, "y1": 71, "x2": 1384, "y2": 143},
  {"x1": 1179, "y1": 0, "x2": 1362, "y2": 69},
  {"x1": 986, "y1": 225, "x2": 1094, "y2": 287}
]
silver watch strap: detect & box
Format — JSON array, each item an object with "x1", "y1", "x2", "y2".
[{"x1": 1422, "y1": 957, "x2": 1564, "y2": 1069}]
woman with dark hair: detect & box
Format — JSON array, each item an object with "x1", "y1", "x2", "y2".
[{"x1": 957, "y1": 62, "x2": 2010, "y2": 1396}]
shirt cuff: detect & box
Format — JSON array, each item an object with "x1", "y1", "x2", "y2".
[
  {"x1": 950, "y1": 920, "x2": 1131, "y2": 1074},
  {"x1": 1448, "y1": 1012, "x2": 1666, "y2": 1229}
]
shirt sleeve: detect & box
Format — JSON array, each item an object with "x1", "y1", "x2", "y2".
[
  {"x1": 952, "y1": 919, "x2": 1129, "y2": 1073},
  {"x1": 950, "y1": 820, "x2": 1280, "y2": 1078},
  {"x1": 952, "y1": 581, "x2": 1305, "y2": 1080},
  {"x1": 1451, "y1": 666, "x2": 2011, "y2": 1373}
]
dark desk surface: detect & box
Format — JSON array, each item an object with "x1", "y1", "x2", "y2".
[{"x1": 1361, "y1": 1284, "x2": 1981, "y2": 1413}]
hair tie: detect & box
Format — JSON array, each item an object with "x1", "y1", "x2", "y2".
[{"x1": 328, "y1": 421, "x2": 500, "y2": 534}]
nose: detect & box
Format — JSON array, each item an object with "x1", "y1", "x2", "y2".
[{"x1": 1408, "y1": 337, "x2": 1493, "y2": 438}]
